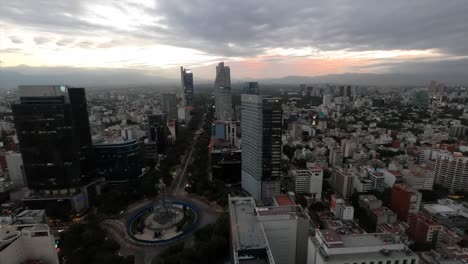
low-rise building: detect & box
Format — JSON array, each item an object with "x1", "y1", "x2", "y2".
[
  {"x1": 0, "y1": 224, "x2": 59, "y2": 264},
  {"x1": 307, "y1": 229, "x2": 418, "y2": 264}
]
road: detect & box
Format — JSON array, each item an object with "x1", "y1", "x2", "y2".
[{"x1": 102, "y1": 116, "x2": 220, "y2": 264}]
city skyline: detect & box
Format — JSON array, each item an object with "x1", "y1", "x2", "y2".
[{"x1": 2, "y1": 0, "x2": 468, "y2": 81}]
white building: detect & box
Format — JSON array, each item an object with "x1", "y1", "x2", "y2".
[
  {"x1": 404, "y1": 165, "x2": 435, "y2": 190},
  {"x1": 5, "y1": 152, "x2": 25, "y2": 186},
  {"x1": 293, "y1": 166, "x2": 323, "y2": 199},
  {"x1": 433, "y1": 151, "x2": 468, "y2": 193},
  {"x1": 229, "y1": 196, "x2": 312, "y2": 264},
  {"x1": 330, "y1": 195, "x2": 354, "y2": 221},
  {"x1": 228, "y1": 196, "x2": 275, "y2": 264},
  {"x1": 332, "y1": 168, "x2": 355, "y2": 199},
  {"x1": 307, "y1": 229, "x2": 419, "y2": 264},
  {"x1": 258, "y1": 206, "x2": 311, "y2": 264},
  {"x1": 0, "y1": 224, "x2": 59, "y2": 264},
  {"x1": 341, "y1": 139, "x2": 356, "y2": 158}
]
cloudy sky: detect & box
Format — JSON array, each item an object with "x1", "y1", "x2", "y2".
[{"x1": 1, "y1": 0, "x2": 468, "y2": 80}]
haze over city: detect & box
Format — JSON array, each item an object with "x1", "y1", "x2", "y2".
[
  {"x1": 2, "y1": 0, "x2": 468, "y2": 86},
  {"x1": 2, "y1": 1, "x2": 468, "y2": 264}
]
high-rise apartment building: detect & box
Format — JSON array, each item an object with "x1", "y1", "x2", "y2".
[
  {"x1": 433, "y1": 151, "x2": 468, "y2": 193},
  {"x1": 161, "y1": 92, "x2": 178, "y2": 120},
  {"x1": 12, "y1": 85, "x2": 102, "y2": 215},
  {"x1": 241, "y1": 94, "x2": 282, "y2": 204},
  {"x1": 331, "y1": 168, "x2": 354, "y2": 199},
  {"x1": 179, "y1": 67, "x2": 194, "y2": 121}
]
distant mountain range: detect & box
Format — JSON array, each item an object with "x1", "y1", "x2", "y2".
[
  {"x1": 253, "y1": 73, "x2": 468, "y2": 87},
  {"x1": 1, "y1": 67, "x2": 467, "y2": 89}
]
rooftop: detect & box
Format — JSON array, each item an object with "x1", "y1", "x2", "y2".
[
  {"x1": 228, "y1": 196, "x2": 267, "y2": 251},
  {"x1": 318, "y1": 229, "x2": 402, "y2": 248},
  {"x1": 273, "y1": 194, "x2": 295, "y2": 206}
]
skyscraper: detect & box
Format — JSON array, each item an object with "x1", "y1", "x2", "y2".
[
  {"x1": 148, "y1": 113, "x2": 167, "y2": 155},
  {"x1": 214, "y1": 62, "x2": 232, "y2": 121},
  {"x1": 241, "y1": 94, "x2": 282, "y2": 204},
  {"x1": 243, "y1": 82, "x2": 259, "y2": 95},
  {"x1": 215, "y1": 62, "x2": 231, "y2": 88},
  {"x1": 179, "y1": 66, "x2": 194, "y2": 121},
  {"x1": 161, "y1": 92, "x2": 178, "y2": 120},
  {"x1": 12, "y1": 85, "x2": 102, "y2": 215}
]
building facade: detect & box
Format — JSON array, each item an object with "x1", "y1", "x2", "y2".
[
  {"x1": 179, "y1": 67, "x2": 194, "y2": 121},
  {"x1": 241, "y1": 94, "x2": 282, "y2": 204},
  {"x1": 433, "y1": 151, "x2": 468, "y2": 193},
  {"x1": 12, "y1": 85, "x2": 102, "y2": 215},
  {"x1": 293, "y1": 166, "x2": 323, "y2": 199},
  {"x1": 94, "y1": 139, "x2": 143, "y2": 183},
  {"x1": 0, "y1": 224, "x2": 59, "y2": 264},
  {"x1": 161, "y1": 92, "x2": 178, "y2": 120},
  {"x1": 307, "y1": 229, "x2": 419, "y2": 264},
  {"x1": 215, "y1": 62, "x2": 233, "y2": 121},
  {"x1": 390, "y1": 184, "x2": 422, "y2": 222}
]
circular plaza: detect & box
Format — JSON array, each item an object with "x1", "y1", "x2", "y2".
[{"x1": 127, "y1": 200, "x2": 198, "y2": 244}]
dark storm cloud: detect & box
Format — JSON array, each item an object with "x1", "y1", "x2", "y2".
[
  {"x1": 1, "y1": 1, "x2": 90, "y2": 33},
  {"x1": 2, "y1": 0, "x2": 468, "y2": 58},
  {"x1": 152, "y1": 0, "x2": 468, "y2": 56}
]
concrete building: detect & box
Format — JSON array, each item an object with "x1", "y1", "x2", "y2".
[
  {"x1": 12, "y1": 85, "x2": 103, "y2": 215},
  {"x1": 216, "y1": 86, "x2": 233, "y2": 121},
  {"x1": 329, "y1": 147, "x2": 343, "y2": 168},
  {"x1": 258, "y1": 205, "x2": 310, "y2": 264},
  {"x1": 307, "y1": 229, "x2": 418, "y2": 264},
  {"x1": 407, "y1": 213, "x2": 443, "y2": 243},
  {"x1": 449, "y1": 125, "x2": 467, "y2": 138},
  {"x1": 0, "y1": 224, "x2": 59, "y2": 264},
  {"x1": 359, "y1": 195, "x2": 382, "y2": 210},
  {"x1": 228, "y1": 196, "x2": 275, "y2": 264},
  {"x1": 179, "y1": 67, "x2": 194, "y2": 122},
  {"x1": 229, "y1": 196, "x2": 312, "y2": 264},
  {"x1": 94, "y1": 138, "x2": 144, "y2": 183},
  {"x1": 390, "y1": 184, "x2": 422, "y2": 222},
  {"x1": 433, "y1": 151, "x2": 468, "y2": 193},
  {"x1": 215, "y1": 62, "x2": 232, "y2": 121},
  {"x1": 404, "y1": 164, "x2": 435, "y2": 190},
  {"x1": 161, "y1": 92, "x2": 178, "y2": 120},
  {"x1": 5, "y1": 151, "x2": 25, "y2": 186},
  {"x1": 341, "y1": 139, "x2": 356, "y2": 158},
  {"x1": 243, "y1": 82, "x2": 259, "y2": 95},
  {"x1": 332, "y1": 168, "x2": 354, "y2": 199},
  {"x1": 241, "y1": 94, "x2": 282, "y2": 204},
  {"x1": 293, "y1": 166, "x2": 323, "y2": 199},
  {"x1": 212, "y1": 120, "x2": 237, "y2": 148},
  {"x1": 330, "y1": 195, "x2": 354, "y2": 221}
]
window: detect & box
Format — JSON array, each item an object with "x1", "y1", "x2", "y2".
[{"x1": 403, "y1": 260, "x2": 407, "y2": 264}]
